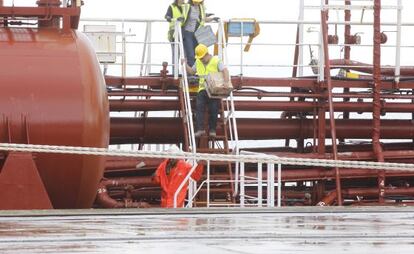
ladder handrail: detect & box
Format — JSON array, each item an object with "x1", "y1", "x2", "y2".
[
  {"x1": 175, "y1": 21, "x2": 197, "y2": 154},
  {"x1": 173, "y1": 20, "x2": 199, "y2": 208},
  {"x1": 184, "y1": 21, "x2": 241, "y2": 207}
]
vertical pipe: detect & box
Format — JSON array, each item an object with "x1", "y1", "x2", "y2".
[
  {"x1": 36, "y1": 0, "x2": 61, "y2": 28},
  {"x1": 373, "y1": 0, "x2": 386, "y2": 203},
  {"x1": 342, "y1": 0, "x2": 351, "y2": 128},
  {"x1": 321, "y1": 0, "x2": 343, "y2": 205}
]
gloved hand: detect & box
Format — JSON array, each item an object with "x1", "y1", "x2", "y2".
[
  {"x1": 177, "y1": 17, "x2": 185, "y2": 22},
  {"x1": 212, "y1": 17, "x2": 220, "y2": 22}
]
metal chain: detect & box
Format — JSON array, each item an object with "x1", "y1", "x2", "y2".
[{"x1": 1, "y1": 142, "x2": 414, "y2": 171}]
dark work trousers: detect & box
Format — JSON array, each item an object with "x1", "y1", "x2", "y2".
[
  {"x1": 182, "y1": 29, "x2": 198, "y2": 67},
  {"x1": 196, "y1": 89, "x2": 220, "y2": 132}
]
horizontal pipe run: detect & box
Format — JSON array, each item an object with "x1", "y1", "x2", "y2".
[
  {"x1": 110, "y1": 118, "x2": 414, "y2": 144},
  {"x1": 105, "y1": 75, "x2": 414, "y2": 90},
  {"x1": 109, "y1": 99, "x2": 414, "y2": 113}
]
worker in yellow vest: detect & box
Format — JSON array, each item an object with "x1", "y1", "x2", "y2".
[
  {"x1": 185, "y1": 44, "x2": 230, "y2": 138},
  {"x1": 165, "y1": 0, "x2": 188, "y2": 72},
  {"x1": 183, "y1": 0, "x2": 220, "y2": 67}
]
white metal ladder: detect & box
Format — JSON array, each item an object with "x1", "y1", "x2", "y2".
[{"x1": 174, "y1": 21, "x2": 241, "y2": 208}]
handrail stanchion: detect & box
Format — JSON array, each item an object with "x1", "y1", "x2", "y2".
[
  {"x1": 207, "y1": 160, "x2": 211, "y2": 207},
  {"x1": 140, "y1": 21, "x2": 150, "y2": 76},
  {"x1": 257, "y1": 162, "x2": 263, "y2": 207},
  {"x1": 395, "y1": 0, "x2": 402, "y2": 85},
  {"x1": 317, "y1": 0, "x2": 325, "y2": 82},
  {"x1": 173, "y1": 21, "x2": 198, "y2": 208},
  {"x1": 142, "y1": 22, "x2": 153, "y2": 75},
  {"x1": 240, "y1": 21, "x2": 244, "y2": 76},
  {"x1": 277, "y1": 163, "x2": 282, "y2": 207},
  {"x1": 240, "y1": 162, "x2": 245, "y2": 207},
  {"x1": 121, "y1": 21, "x2": 126, "y2": 77},
  {"x1": 270, "y1": 163, "x2": 275, "y2": 207},
  {"x1": 174, "y1": 20, "x2": 179, "y2": 79},
  {"x1": 266, "y1": 163, "x2": 271, "y2": 207}
]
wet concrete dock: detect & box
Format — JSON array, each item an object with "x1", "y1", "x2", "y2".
[{"x1": 0, "y1": 207, "x2": 414, "y2": 253}]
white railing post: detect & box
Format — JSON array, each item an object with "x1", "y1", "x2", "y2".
[
  {"x1": 257, "y1": 162, "x2": 263, "y2": 207},
  {"x1": 277, "y1": 163, "x2": 282, "y2": 207},
  {"x1": 146, "y1": 22, "x2": 152, "y2": 75},
  {"x1": 140, "y1": 21, "x2": 150, "y2": 76},
  {"x1": 395, "y1": 0, "x2": 402, "y2": 84},
  {"x1": 240, "y1": 21, "x2": 244, "y2": 76},
  {"x1": 298, "y1": 0, "x2": 305, "y2": 77},
  {"x1": 240, "y1": 162, "x2": 245, "y2": 207},
  {"x1": 174, "y1": 20, "x2": 180, "y2": 79},
  {"x1": 121, "y1": 21, "x2": 126, "y2": 77},
  {"x1": 266, "y1": 163, "x2": 274, "y2": 207},
  {"x1": 270, "y1": 163, "x2": 275, "y2": 207},
  {"x1": 174, "y1": 164, "x2": 197, "y2": 208},
  {"x1": 187, "y1": 179, "x2": 195, "y2": 208},
  {"x1": 207, "y1": 160, "x2": 211, "y2": 208},
  {"x1": 318, "y1": 0, "x2": 325, "y2": 82}
]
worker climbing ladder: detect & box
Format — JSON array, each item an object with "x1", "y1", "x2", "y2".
[{"x1": 173, "y1": 20, "x2": 240, "y2": 207}]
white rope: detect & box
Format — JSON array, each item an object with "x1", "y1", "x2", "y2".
[{"x1": 0, "y1": 143, "x2": 414, "y2": 171}]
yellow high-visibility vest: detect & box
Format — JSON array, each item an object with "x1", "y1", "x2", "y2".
[
  {"x1": 183, "y1": 4, "x2": 205, "y2": 29},
  {"x1": 168, "y1": 4, "x2": 190, "y2": 41},
  {"x1": 195, "y1": 56, "x2": 219, "y2": 93}
]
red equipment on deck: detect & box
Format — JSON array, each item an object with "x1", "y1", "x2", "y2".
[{"x1": 0, "y1": 1, "x2": 109, "y2": 209}]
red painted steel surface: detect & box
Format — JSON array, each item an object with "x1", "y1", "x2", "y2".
[
  {"x1": 0, "y1": 152, "x2": 53, "y2": 209},
  {"x1": 0, "y1": 28, "x2": 109, "y2": 208}
]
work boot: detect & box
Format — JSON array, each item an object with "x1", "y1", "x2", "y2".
[
  {"x1": 195, "y1": 130, "x2": 205, "y2": 138},
  {"x1": 209, "y1": 130, "x2": 216, "y2": 137}
]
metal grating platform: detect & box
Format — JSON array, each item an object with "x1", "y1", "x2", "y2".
[{"x1": 1, "y1": 207, "x2": 414, "y2": 253}]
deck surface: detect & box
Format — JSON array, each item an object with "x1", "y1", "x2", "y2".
[{"x1": 1, "y1": 207, "x2": 414, "y2": 253}]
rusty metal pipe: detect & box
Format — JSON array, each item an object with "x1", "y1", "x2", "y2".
[
  {"x1": 373, "y1": 0, "x2": 386, "y2": 204},
  {"x1": 109, "y1": 100, "x2": 414, "y2": 113},
  {"x1": 110, "y1": 118, "x2": 414, "y2": 144},
  {"x1": 109, "y1": 91, "x2": 414, "y2": 100},
  {"x1": 321, "y1": 4, "x2": 343, "y2": 205},
  {"x1": 330, "y1": 59, "x2": 414, "y2": 76},
  {"x1": 343, "y1": 187, "x2": 414, "y2": 197},
  {"x1": 95, "y1": 177, "x2": 154, "y2": 208}
]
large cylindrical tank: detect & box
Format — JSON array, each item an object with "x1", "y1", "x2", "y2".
[{"x1": 0, "y1": 27, "x2": 109, "y2": 208}]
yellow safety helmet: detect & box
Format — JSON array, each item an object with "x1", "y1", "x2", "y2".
[
  {"x1": 195, "y1": 44, "x2": 208, "y2": 59},
  {"x1": 192, "y1": 0, "x2": 204, "y2": 3}
]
